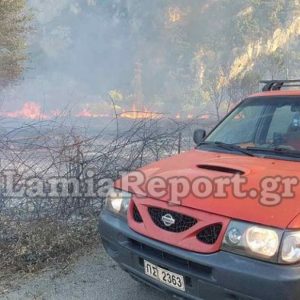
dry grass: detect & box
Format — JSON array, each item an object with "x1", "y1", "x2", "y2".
[
  {"x1": 0, "y1": 217, "x2": 99, "y2": 273},
  {"x1": 0, "y1": 117, "x2": 204, "y2": 275}
]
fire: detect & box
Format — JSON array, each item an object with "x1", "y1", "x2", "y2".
[
  {"x1": 0, "y1": 103, "x2": 209, "y2": 121},
  {"x1": 76, "y1": 107, "x2": 109, "y2": 118},
  {"x1": 199, "y1": 114, "x2": 210, "y2": 120},
  {"x1": 76, "y1": 108, "x2": 94, "y2": 118},
  {"x1": 119, "y1": 104, "x2": 161, "y2": 120},
  {"x1": 0, "y1": 102, "x2": 48, "y2": 120}
]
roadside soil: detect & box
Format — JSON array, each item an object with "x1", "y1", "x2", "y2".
[{"x1": 0, "y1": 244, "x2": 169, "y2": 300}]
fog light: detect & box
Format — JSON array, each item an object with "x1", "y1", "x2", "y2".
[
  {"x1": 227, "y1": 228, "x2": 242, "y2": 245},
  {"x1": 105, "y1": 188, "x2": 132, "y2": 218},
  {"x1": 111, "y1": 198, "x2": 123, "y2": 212}
]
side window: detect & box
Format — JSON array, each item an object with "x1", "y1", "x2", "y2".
[{"x1": 266, "y1": 106, "x2": 294, "y2": 142}]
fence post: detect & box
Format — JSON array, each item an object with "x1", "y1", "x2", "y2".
[{"x1": 178, "y1": 131, "x2": 182, "y2": 154}]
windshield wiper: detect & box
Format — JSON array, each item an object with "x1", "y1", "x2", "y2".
[
  {"x1": 246, "y1": 146, "x2": 300, "y2": 158},
  {"x1": 198, "y1": 141, "x2": 257, "y2": 157}
]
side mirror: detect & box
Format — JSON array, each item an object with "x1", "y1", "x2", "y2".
[{"x1": 193, "y1": 129, "x2": 206, "y2": 145}]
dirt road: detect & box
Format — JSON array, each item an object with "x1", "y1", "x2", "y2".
[{"x1": 1, "y1": 245, "x2": 170, "y2": 300}]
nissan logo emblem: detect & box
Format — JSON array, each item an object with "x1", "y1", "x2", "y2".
[{"x1": 161, "y1": 213, "x2": 175, "y2": 227}]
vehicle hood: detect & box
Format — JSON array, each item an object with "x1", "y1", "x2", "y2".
[{"x1": 116, "y1": 149, "x2": 300, "y2": 229}]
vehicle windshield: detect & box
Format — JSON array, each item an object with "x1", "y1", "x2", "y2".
[{"x1": 204, "y1": 96, "x2": 300, "y2": 159}]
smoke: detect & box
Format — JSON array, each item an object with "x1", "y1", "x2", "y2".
[
  {"x1": 228, "y1": 16, "x2": 300, "y2": 82},
  {"x1": 1, "y1": 0, "x2": 135, "y2": 115},
  {"x1": 1, "y1": 1, "x2": 299, "y2": 120}
]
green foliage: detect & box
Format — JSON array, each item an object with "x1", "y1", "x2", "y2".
[
  {"x1": 2, "y1": 0, "x2": 298, "y2": 116},
  {"x1": 0, "y1": 0, "x2": 31, "y2": 88},
  {"x1": 101, "y1": 0, "x2": 298, "y2": 116}
]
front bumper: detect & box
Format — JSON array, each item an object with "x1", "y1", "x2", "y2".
[{"x1": 99, "y1": 210, "x2": 300, "y2": 300}]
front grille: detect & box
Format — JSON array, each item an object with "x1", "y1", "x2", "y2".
[
  {"x1": 197, "y1": 223, "x2": 222, "y2": 244},
  {"x1": 148, "y1": 207, "x2": 197, "y2": 233},
  {"x1": 133, "y1": 205, "x2": 143, "y2": 223}
]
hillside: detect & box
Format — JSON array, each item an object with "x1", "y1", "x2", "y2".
[{"x1": 1, "y1": 0, "x2": 300, "y2": 119}]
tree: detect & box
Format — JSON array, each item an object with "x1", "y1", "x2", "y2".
[{"x1": 0, "y1": 0, "x2": 30, "y2": 88}]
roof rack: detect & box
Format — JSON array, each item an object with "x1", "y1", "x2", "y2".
[{"x1": 260, "y1": 80, "x2": 300, "y2": 92}]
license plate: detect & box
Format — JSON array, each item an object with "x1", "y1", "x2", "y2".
[{"x1": 144, "y1": 260, "x2": 185, "y2": 291}]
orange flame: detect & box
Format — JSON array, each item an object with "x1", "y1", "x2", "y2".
[
  {"x1": 0, "y1": 102, "x2": 48, "y2": 120},
  {"x1": 199, "y1": 114, "x2": 210, "y2": 120},
  {"x1": 76, "y1": 108, "x2": 94, "y2": 118},
  {"x1": 0, "y1": 103, "x2": 211, "y2": 121},
  {"x1": 119, "y1": 104, "x2": 161, "y2": 119}
]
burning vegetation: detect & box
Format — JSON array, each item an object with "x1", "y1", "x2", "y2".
[
  {"x1": 1, "y1": 1, "x2": 300, "y2": 121},
  {"x1": 119, "y1": 104, "x2": 161, "y2": 120}
]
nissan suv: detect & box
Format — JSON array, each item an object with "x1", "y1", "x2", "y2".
[{"x1": 99, "y1": 80, "x2": 300, "y2": 300}]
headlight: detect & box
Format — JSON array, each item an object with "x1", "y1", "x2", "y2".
[
  {"x1": 280, "y1": 232, "x2": 300, "y2": 264},
  {"x1": 245, "y1": 226, "x2": 279, "y2": 257},
  {"x1": 105, "y1": 188, "x2": 132, "y2": 218},
  {"x1": 222, "y1": 221, "x2": 282, "y2": 262}
]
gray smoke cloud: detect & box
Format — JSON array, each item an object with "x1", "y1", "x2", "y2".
[
  {"x1": 1, "y1": 0, "x2": 298, "y2": 118},
  {"x1": 1, "y1": 0, "x2": 135, "y2": 114}
]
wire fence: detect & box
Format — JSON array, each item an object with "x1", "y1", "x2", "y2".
[{"x1": 0, "y1": 116, "x2": 214, "y2": 271}]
